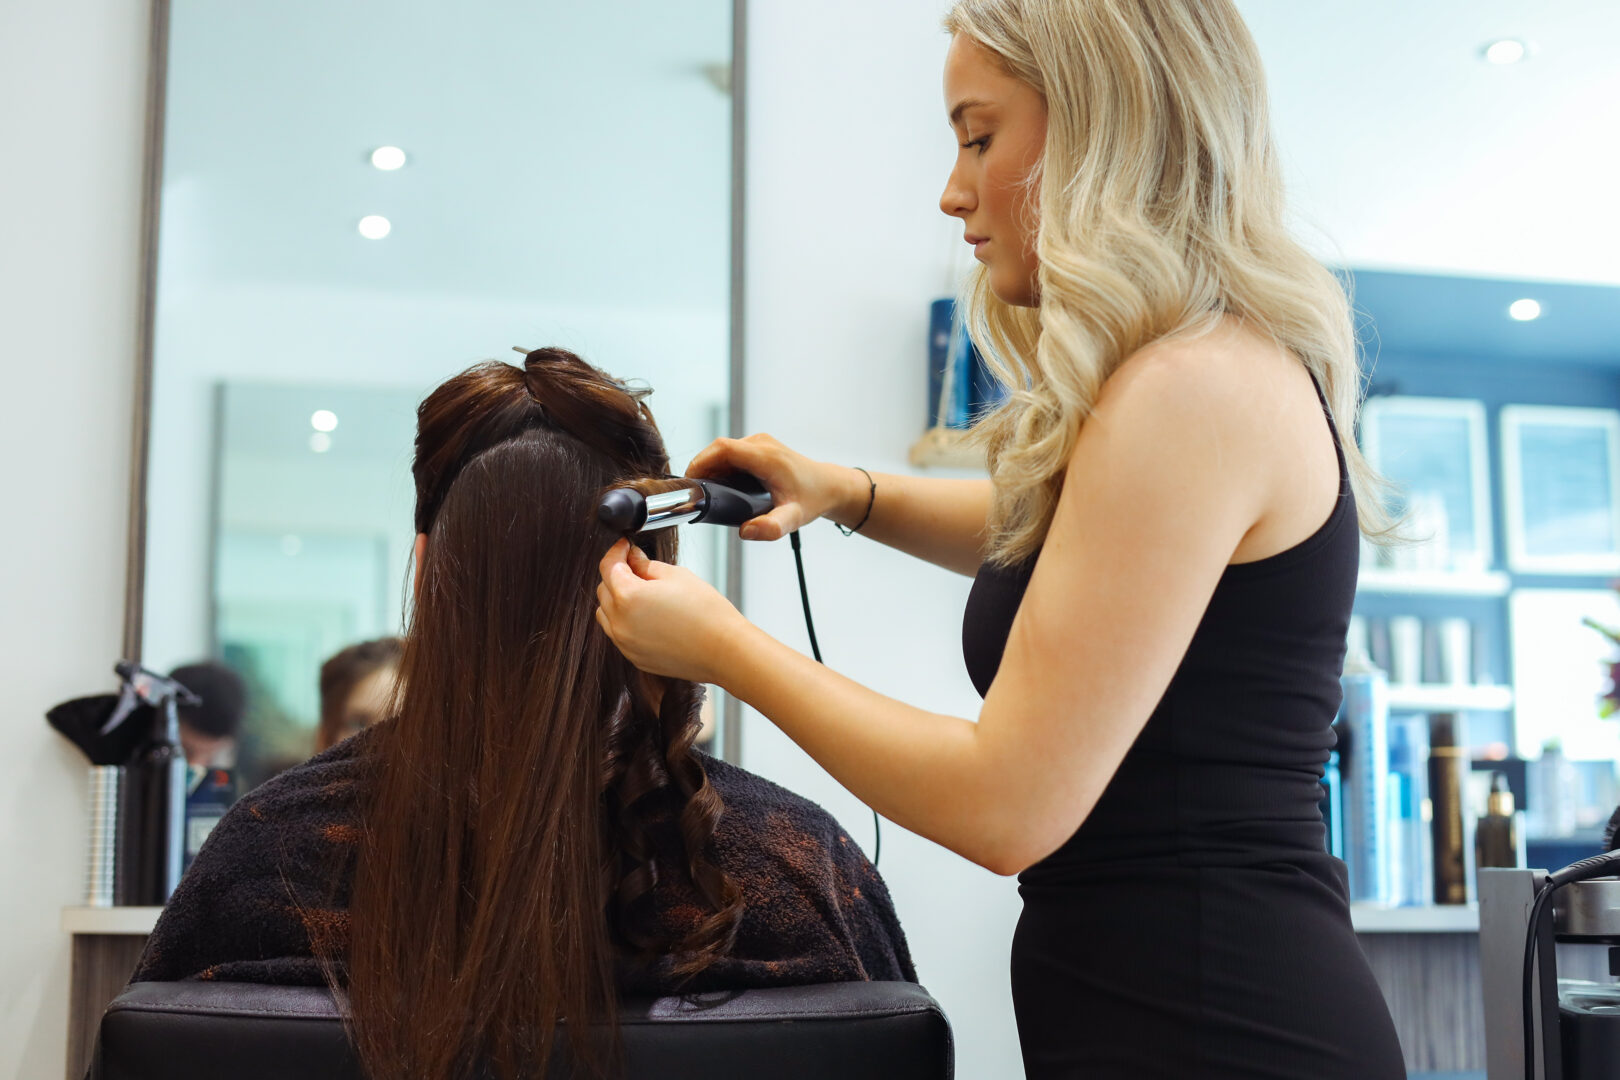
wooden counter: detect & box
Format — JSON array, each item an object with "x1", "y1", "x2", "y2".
[{"x1": 62, "y1": 906, "x2": 159, "y2": 1080}]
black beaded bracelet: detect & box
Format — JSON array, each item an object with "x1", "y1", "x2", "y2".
[{"x1": 834, "y1": 467, "x2": 876, "y2": 536}]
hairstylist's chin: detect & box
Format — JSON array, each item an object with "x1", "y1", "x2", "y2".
[{"x1": 989, "y1": 262, "x2": 1040, "y2": 308}]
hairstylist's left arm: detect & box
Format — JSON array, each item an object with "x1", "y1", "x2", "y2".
[{"x1": 596, "y1": 350, "x2": 1265, "y2": 876}]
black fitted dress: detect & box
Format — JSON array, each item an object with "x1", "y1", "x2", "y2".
[{"x1": 962, "y1": 384, "x2": 1405, "y2": 1079}]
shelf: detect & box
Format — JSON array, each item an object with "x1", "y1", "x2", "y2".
[
  {"x1": 1385, "y1": 684, "x2": 1515, "y2": 713},
  {"x1": 61, "y1": 905, "x2": 162, "y2": 936},
  {"x1": 1356, "y1": 569, "x2": 1511, "y2": 597},
  {"x1": 1351, "y1": 902, "x2": 1479, "y2": 934},
  {"x1": 908, "y1": 427, "x2": 985, "y2": 470}
]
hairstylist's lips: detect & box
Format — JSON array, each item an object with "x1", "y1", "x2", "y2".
[{"x1": 965, "y1": 233, "x2": 990, "y2": 259}]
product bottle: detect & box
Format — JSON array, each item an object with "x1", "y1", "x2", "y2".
[
  {"x1": 1529, "y1": 739, "x2": 1579, "y2": 838},
  {"x1": 1339, "y1": 648, "x2": 1390, "y2": 904},
  {"x1": 1475, "y1": 772, "x2": 1520, "y2": 870},
  {"x1": 1386, "y1": 714, "x2": 1432, "y2": 907},
  {"x1": 1428, "y1": 712, "x2": 1472, "y2": 905}
]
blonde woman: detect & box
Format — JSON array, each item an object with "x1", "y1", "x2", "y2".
[{"x1": 597, "y1": 1, "x2": 1404, "y2": 1075}]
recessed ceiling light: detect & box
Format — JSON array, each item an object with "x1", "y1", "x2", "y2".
[
  {"x1": 310, "y1": 409, "x2": 338, "y2": 432},
  {"x1": 370, "y1": 146, "x2": 407, "y2": 171},
  {"x1": 358, "y1": 215, "x2": 391, "y2": 240},
  {"x1": 310, "y1": 432, "x2": 333, "y2": 453},
  {"x1": 1483, "y1": 39, "x2": 1528, "y2": 65},
  {"x1": 1509, "y1": 298, "x2": 1542, "y2": 321},
  {"x1": 281, "y1": 534, "x2": 303, "y2": 557}
]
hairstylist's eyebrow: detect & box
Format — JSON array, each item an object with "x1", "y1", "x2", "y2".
[{"x1": 948, "y1": 98, "x2": 994, "y2": 126}]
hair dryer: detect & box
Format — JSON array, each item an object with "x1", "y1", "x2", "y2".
[{"x1": 597, "y1": 473, "x2": 773, "y2": 535}]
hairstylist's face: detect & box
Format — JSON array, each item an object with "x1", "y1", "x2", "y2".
[{"x1": 940, "y1": 35, "x2": 1047, "y2": 308}]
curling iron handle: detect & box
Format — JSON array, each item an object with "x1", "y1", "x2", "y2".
[{"x1": 696, "y1": 474, "x2": 773, "y2": 528}]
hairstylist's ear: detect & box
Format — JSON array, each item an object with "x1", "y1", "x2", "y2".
[{"x1": 414, "y1": 533, "x2": 427, "y2": 600}]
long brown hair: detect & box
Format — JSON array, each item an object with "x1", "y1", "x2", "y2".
[{"x1": 336, "y1": 348, "x2": 742, "y2": 1080}]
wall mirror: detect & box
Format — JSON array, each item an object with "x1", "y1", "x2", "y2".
[{"x1": 130, "y1": 0, "x2": 742, "y2": 793}]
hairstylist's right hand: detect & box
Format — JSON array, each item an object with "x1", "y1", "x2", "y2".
[
  {"x1": 685, "y1": 434, "x2": 860, "y2": 542},
  {"x1": 596, "y1": 538, "x2": 749, "y2": 684}
]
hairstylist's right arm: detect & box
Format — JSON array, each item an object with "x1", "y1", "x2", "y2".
[{"x1": 686, "y1": 433, "x2": 993, "y2": 576}]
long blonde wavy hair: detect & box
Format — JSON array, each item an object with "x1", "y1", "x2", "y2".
[{"x1": 945, "y1": 0, "x2": 1392, "y2": 565}]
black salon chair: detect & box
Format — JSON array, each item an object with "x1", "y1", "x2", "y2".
[{"x1": 89, "y1": 979, "x2": 954, "y2": 1080}]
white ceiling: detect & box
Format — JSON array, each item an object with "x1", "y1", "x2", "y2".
[{"x1": 1241, "y1": 0, "x2": 1620, "y2": 286}]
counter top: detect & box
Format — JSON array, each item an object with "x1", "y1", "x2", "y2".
[
  {"x1": 1351, "y1": 902, "x2": 1478, "y2": 933},
  {"x1": 61, "y1": 906, "x2": 162, "y2": 936}
]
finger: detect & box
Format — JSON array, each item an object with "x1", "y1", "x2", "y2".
[
  {"x1": 685, "y1": 436, "x2": 765, "y2": 480},
  {"x1": 609, "y1": 559, "x2": 642, "y2": 589},
  {"x1": 638, "y1": 557, "x2": 680, "y2": 580},
  {"x1": 599, "y1": 537, "x2": 630, "y2": 581},
  {"x1": 596, "y1": 580, "x2": 611, "y2": 611},
  {"x1": 742, "y1": 503, "x2": 804, "y2": 542},
  {"x1": 625, "y1": 542, "x2": 652, "y2": 577},
  {"x1": 594, "y1": 606, "x2": 613, "y2": 638},
  {"x1": 683, "y1": 440, "x2": 735, "y2": 479}
]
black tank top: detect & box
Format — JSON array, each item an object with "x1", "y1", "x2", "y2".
[{"x1": 961, "y1": 379, "x2": 1355, "y2": 880}]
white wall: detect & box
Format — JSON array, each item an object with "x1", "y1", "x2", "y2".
[
  {"x1": 0, "y1": 1, "x2": 150, "y2": 1077},
  {"x1": 740, "y1": 3, "x2": 1029, "y2": 1078}
]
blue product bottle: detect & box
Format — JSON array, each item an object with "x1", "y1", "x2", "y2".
[
  {"x1": 1339, "y1": 648, "x2": 1390, "y2": 904},
  {"x1": 927, "y1": 298, "x2": 1005, "y2": 430},
  {"x1": 1386, "y1": 714, "x2": 1432, "y2": 907},
  {"x1": 927, "y1": 299, "x2": 954, "y2": 429},
  {"x1": 967, "y1": 335, "x2": 1007, "y2": 422}
]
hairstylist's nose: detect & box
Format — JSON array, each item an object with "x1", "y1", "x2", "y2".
[{"x1": 940, "y1": 164, "x2": 974, "y2": 219}]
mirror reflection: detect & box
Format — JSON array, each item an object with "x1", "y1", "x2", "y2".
[{"x1": 139, "y1": 0, "x2": 735, "y2": 794}]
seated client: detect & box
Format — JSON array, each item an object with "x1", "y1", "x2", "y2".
[{"x1": 132, "y1": 348, "x2": 914, "y2": 1079}]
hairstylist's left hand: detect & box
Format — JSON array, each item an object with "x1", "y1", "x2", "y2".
[{"x1": 596, "y1": 538, "x2": 750, "y2": 683}]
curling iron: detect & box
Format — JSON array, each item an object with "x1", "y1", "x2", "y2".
[{"x1": 597, "y1": 473, "x2": 774, "y2": 534}]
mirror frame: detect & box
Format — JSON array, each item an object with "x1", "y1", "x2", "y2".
[{"x1": 121, "y1": 0, "x2": 750, "y2": 762}]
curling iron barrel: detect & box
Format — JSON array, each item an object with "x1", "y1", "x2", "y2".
[{"x1": 598, "y1": 474, "x2": 773, "y2": 535}]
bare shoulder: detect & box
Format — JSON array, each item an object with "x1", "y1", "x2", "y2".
[
  {"x1": 1097, "y1": 320, "x2": 1304, "y2": 436},
  {"x1": 1076, "y1": 322, "x2": 1296, "y2": 493},
  {"x1": 1093, "y1": 319, "x2": 1337, "y2": 561}
]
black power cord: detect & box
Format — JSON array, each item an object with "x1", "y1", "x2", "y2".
[
  {"x1": 788, "y1": 528, "x2": 881, "y2": 868},
  {"x1": 1522, "y1": 882, "x2": 1556, "y2": 1080}
]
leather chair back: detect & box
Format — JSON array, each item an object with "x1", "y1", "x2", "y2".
[{"x1": 91, "y1": 979, "x2": 953, "y2": 1079}]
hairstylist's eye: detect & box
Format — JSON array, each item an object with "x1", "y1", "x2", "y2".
[{"x1": 960, "y1": 136, "x2": 991, "y2": 155}]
